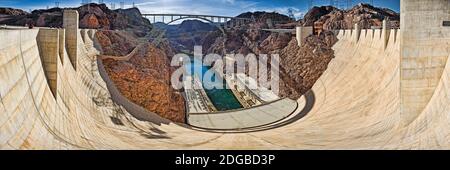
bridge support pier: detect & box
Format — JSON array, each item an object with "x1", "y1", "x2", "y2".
[{"x1": 296, "y1": 26, "x2": 313, "y2": 47}]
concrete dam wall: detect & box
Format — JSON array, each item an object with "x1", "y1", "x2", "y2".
[{"x1": 0, "y1": 0, "x2": 450, "y2": 149}]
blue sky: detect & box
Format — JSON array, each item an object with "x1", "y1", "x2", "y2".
[{"x1": 0, "y1": 0, "x2": 400, "y2": 19}]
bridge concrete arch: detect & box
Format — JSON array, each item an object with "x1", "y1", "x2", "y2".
[
  {"x1": 143, "y1": 14, "x2": 253, "y2": 33},
  {"x1": 164, "y1": 16, "x2": 227, "y2": 36}
]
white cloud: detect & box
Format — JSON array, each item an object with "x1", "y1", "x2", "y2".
[
  {"x1": 134, "y1": 0, "x2": 258, "y2": 16},
  {"x1": 247, "y1": 7, "x2": 306, "y2": 19}
]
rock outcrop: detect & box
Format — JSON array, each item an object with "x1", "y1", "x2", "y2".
[
  {"x1": 278, "y1": 31, "x2": 338, "y2": 99},
  {"x1": 95, "y1": 30, "x2": 139, "y2": 56},
  {"x1": 0, "y1": 8, "x2": 28, "y2": 16},
  {"x1": 203, "y1": 12, "x2": 292, "y2": 55},
  {"x1": 301, "y1": 3, "x2": 400, "y2": 29},
  {"x1": 301, "y1": 6, "x2": 338, "y2": 26},
  {"x1": 97, "y1": 30, "x2": 186, "y2": 123},
  {"x1": 0, "y1": 3, "x2": 152, "y2": 37}
]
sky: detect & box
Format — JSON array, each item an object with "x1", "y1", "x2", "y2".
[{"x1": 0, "y1": 0, "x2": 400, "y2": 19}]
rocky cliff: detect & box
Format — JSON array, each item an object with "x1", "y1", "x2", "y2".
[
  {"x1": 0, "y1": 3, "x2": 152, "y2": 36},
  {"x1": 0, "y1": 8, "x2": 28, "y2": 16},
  {"x1": 203, "y1": 11, "x2": 292, "y2": 55},
  {"x1": 301, "y1": 3, "x2": 400, "y2": 29},
  {"x1": 97, "y1": 30, "x2": 186, "y2": 123},
  {"x1": 278, "y1": 31, "x2": 338, "y2": 99}
]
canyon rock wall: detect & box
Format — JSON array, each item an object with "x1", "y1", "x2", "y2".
[
  {"x1": 96, "y1": 30, "x2": 186, "y2": 123},
  {"x1": 0, "y1": 4, "x2": 152, "y2": 37},
  {"x1": 302, "y1": 3, "x2": 400, "y2": 29}
]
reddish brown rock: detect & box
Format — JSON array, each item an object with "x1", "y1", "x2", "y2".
[
  {"x1": 0, "y1": 8, "x2": 28, "y2": 16},
  {"x1": 278, "y1": 31, "x2": 338, "y2": 99},
  {"x1": 97, "y1": 30, "x2": 186, "y2": 123},
  {"x1": 0, "y1": 4, "x2": 152, "y2": 37},
  {"x1": 95, "y1": 30, "x2": 139, "y2": 56},
  {"x1": 81, "y1": 14, "x2": 100, "y2": 29},
  {"x1": 301, "y1": 3, "x2": 399, "y2": 29}
]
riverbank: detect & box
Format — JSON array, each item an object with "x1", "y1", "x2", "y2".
[{"x1": 183, "y1": 74, "x2": 217, "y2": 113}]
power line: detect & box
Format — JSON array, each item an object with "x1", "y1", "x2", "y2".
[
  {"x1": 328, "y1": 0, "x2": 357, "y2": 9},
  {"x1": 308, "y1": 0, "x2": 313, "y2": 9},
  {"x1": 120, "y1": 2, "x2": 124, "y2": 9},
  {"x1": 347, "y1": 0, "x2": 353, "y2": 9},
  {"x1": 81, "y1": 0, "x2": 92, "y2": 5}
]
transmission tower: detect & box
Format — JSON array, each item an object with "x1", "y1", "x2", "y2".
[
  {"x1": 120, "y1": 2, "x2": 124, "y2": 9},
  {"x1": 308, "y1": 0, "x2": 313, "y2": 9},
  {"x1": 81, "y1": 0, "x2": 92, "y2": 5},
  {"x1": 110, "y1": 3, "x2": 115, "y2": 10},
  {"x1": 133, "y1": 2, "x2": 136, "y2": 8},
  {"x1": 98, "y1": 0, "x2": 104, "y2": 4},
  {"x1": 287, "y1": 8, "x2": 296, "y2": 21},
  {"x1": 54, "y1": 1, "x2": 60, "y2": 8},
  {"x1": 347, "y1": 0, "x2": 353, "y2": 9},
  {"x1": 330, "y1": 0, "x2": 355, "y2": 9}
]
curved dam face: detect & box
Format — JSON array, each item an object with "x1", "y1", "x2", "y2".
[{"x1": 1, "y1": 0, "x2": 450, "y2": 149}]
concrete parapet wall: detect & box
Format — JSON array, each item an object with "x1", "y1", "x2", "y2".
[
  {"x1": 400, "y1": 0, "x2": 450, "y2": 126},
  {"x1": 37, "y1": 28, "x2": 59, "y2": 97},
  {"x1": 335, "y1": 28, "x2": 398, "y2": 47},
  {"x1": 63, "y1": 10, "x2": 79, "y2": 70}
]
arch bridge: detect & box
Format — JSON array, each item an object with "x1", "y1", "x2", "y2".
[{"x1": 142, "y1": 14, "x2": 254, "y2": 28}]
